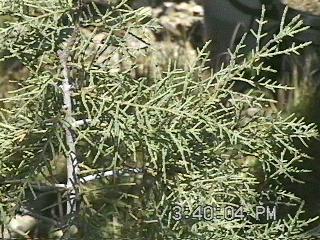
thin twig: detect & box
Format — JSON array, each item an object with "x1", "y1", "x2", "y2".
[{"x1": 58, "y1": 28, "x2": 80, "y2": 217}]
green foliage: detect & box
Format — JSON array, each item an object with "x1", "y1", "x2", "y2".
[{"x1": 0, "y1": 1, "x2": 319, "y2": 239}]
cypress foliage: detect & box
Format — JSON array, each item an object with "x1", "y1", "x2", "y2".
[{"x1": 0, "y1": 1, "x2": 319, "y2": 239}]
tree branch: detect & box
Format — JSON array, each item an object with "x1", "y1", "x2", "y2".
[{"x1": 58, "y1": 28, "x2": 80, "y2": 218}]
